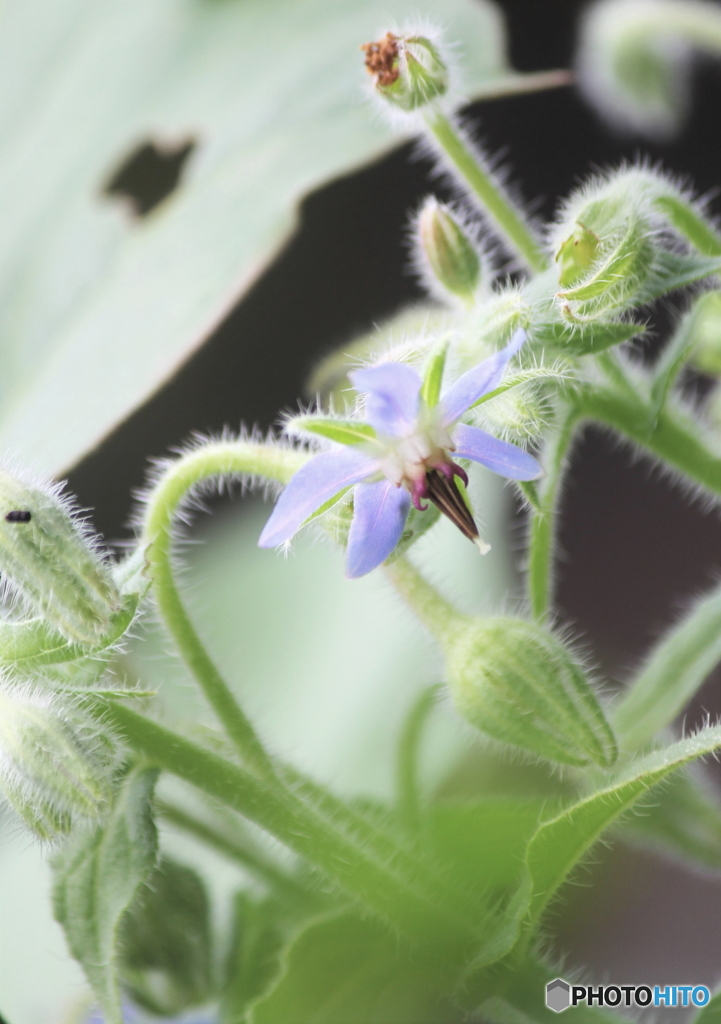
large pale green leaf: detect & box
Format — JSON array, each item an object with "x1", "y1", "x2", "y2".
[
  {"x1": 249, "y1": 911, "x2": 455, "y2": 1024},
  {"x1": 0, "y1": 0, "x2": 521, "y2": 475},
  {"x1": 460, "y1": 726, "x2": 721, "y2": 1003},
  {"x1": 619, "y1": 767, "x2": 721, "y2": 873},
  {"x1": 52, "y1": 767, "x2": 159, "y2": 1024},
  {"x1": 524, "y1": 725, "x2": 721, "y2": 930}
]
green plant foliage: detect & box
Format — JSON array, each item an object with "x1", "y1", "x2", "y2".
[
  {"x1": 620, "y1": 768, "x2": 721, "y2": 872},
  {"x1": 52, "y1": 767, "x2": 159, "y2": 1024},
  {"x1": 249, "y1": 912, "x2": 454, "y2": 1024},
  {"x1": 119, "y1": 856, "x2": 214, "y2": 1016}
]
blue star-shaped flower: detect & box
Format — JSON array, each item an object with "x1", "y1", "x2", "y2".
[{"x1": 259, "y1": 329, "x2": 541, "y2": 578}]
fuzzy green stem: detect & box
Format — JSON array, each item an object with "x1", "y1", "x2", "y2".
[
  {"x1": 156, "y1": 799, "x2": 311, "y2": 900},
  {"x1": 141, "y1": 441, "x2": 307, "y2": 778},
  {"x1": 385, "y1": 555, "x2": 467, "y2": 640},
  {"x1": 105, "y1": 702, "x2": 477, "y2": 948},
  {"x1": 424, "y1": 109, "x2": 548, "y2": 273},
  {"x1": 614, "y1": 581, "x2": 721, "y2": 750},
  {"x1": 397, "y1": 685, "x2": 440, "y2": 835},
  {"x1": 578, "y1": 386, "x2": 721, "y2": 496},
  {"x1": 528, "y1": 406, "x2": 580, "y2": 621}
]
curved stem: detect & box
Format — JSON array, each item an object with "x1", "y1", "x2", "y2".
[
  {"x1": 140, "y1": 441, "x2": 307, "y2": 778},
  {"x1": 423, "y1": 109, "x2": 548, "y2": 274},
  {"x1": 385, "y1": 555, "x2": 467, "y2": 641},
  {"x1": 527, "y1": 405, "x2": 580, "y2": 621},
  {"x1": 614, "y1": 580, "x2": 721, "y2": 750},
  {"x1": 105, "y1": 701, "x2": 478, "y2": 949},
  {"x1": 397, "y1": 684, "x2": 440, "y2": 835},
  {"x1": 156, "y1": 799, "x2": 312, "y2": 900},
  {"x1": 578, "y1": 386, "x2": 721, "y2": 496}
]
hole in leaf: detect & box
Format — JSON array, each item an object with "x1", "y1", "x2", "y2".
[{"x1": 103, "y1": 138, "x2": 196, "y2": 216}]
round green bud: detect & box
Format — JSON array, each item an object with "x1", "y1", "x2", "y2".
[
  {"x1": 444, "y1": 617, "x2": 617, "y2": 768},
  {"x1": 362, "y1": 32, "x2": 448, "y2": 112},
  {"x1": 556, "y1": 217, "x2": 655, "y2": 322},
  {"x1": 0, "y1": 469, "x2": 123, "y2": 644},
  {"x1": 418, "y1": 198, "x2": 481, "y2": 303},
  {"x1": 0, "y1": 684, "x2": 115, "y2": 839}
]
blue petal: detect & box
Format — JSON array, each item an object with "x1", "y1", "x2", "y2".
[
  {"x1": 453, "y1": 423, "x2": 541, "y2": 480},
  {"x1": 258, "y1": 448, "x2": 377, "y2": 547},
  {"x1": 440, "y1": 328, "x2": 526, "y2": 426},
  {"x1": 350, "y1": 362, "x2": 421, "y2": 436},
  {"x1": 345, "y1": 480, "x2": 411, "y2": 579}
]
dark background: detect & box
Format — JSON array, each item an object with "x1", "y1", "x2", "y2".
[{"x1": 68, "y1": 0, "x2": 721, "y2": 987}]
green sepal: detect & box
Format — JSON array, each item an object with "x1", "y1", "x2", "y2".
[
  {"x1": 470, "y1": 365, "x2": 573, "y2": 408},
  {"x1": 655, "y1": 195, "x2": 721, "y2": 257},
  {"x1": 301, "y1": 486, "x2": 352, "y2": 531},
  {"x1": 640, "y1": 251, "x2": 721, "y2": 302},
  {"x1": 0, "y1": 592, "x2": 138, "y2": 671},
  {"x1": 534, "y1": 319, "x2": 644, "y2": 355},
  {"x1": 420, "y1": 340, "x2": 449, "y2": 408},
  {"x1": 292, "y1": 417, "x2": 377, "y2": 446}
]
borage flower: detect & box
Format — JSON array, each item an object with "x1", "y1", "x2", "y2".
[{"x1": 259, "y1": 329, "x2": 541, "y2": 578}]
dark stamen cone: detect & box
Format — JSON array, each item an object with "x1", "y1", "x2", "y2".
[{"x1": 424, "y1": 469, "x2": 478, "y2": 542}]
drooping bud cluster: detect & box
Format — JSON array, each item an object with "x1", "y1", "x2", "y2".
[
  {"x1": 0, "y1": 683, "x2": 115, "y2": 841},
  {"x1": 577, "y1": 0, "x2": 721, "y2": 140},
  {"x1": 0, "y1": 468, "x2": 124, "y2": 644},
  {"x1": 443, "y1": 616, "x2": 618, "y2": 768},
  {"x1": 361, "y1": 31, "x2": 449, "y2": 112}
]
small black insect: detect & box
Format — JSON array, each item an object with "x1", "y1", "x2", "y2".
[{"x1": 5, "y1": 510, "x2": 32, "y2": 523}]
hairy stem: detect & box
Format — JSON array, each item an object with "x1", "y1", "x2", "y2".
[
  {"x1": 156, "y1": 799, "x2": 311, "y2": 899},
  {"x1": 397, "y1": 685, "x2": 440, "y2": 836},
  {"x1": 423, "y1": 109, "x2": 548, "y2": 273},
  {"x1": 140, "y1": 441, "x2": 307, "y2": 778},
  {"x1": 527, "y1": 405, "x2": 580, "y2": 621},
  {"x1": 578, "y1": 386, "x2": 721, "y2": 497},
  {"x1": 385, "y1": 555, "x2": 467, "y2": 641},
  {"x1": 614, "y1": 581, "x2": 721, "y2": 750},
  {"x1": 105, "y1": 702, "x2": 479, "y2": 948}
]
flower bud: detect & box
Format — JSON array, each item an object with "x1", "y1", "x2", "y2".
[
  {"x1": 444, "y1": 617, "x2": 617, "y2": 767},
  {"x1": 577, "y1": 0, "x2": 702, "y2": 140},
  {"x1": 362, "y1": 32, "x2": 448, "y2": 111},
  {"x1": 688, "y1": 291, "x2": 721, "y2": 375},
  {"x1": 549, "y1": 170, "x2": 667, "y2": 322},
  {"x1": 417, "y1": 198, "x2": 481, "y2": 304},
  {"x1": 0, "y1": 684, "x2": 115, "y2": 839},
  {"x1": 0, "y1": 469, "x2": 123, "y2": 644}
]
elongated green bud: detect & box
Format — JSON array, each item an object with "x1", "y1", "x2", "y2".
[
  {"x1": 688, "y1": 291, "x2": 721, "y2": 375},
  {"x1": 362, "y1": 32, "x2": 448, "y2": 111},
  {"x1": 417, "y1": 198, "x2": 481, "y2": 304},
  {"x1": 0, "y1": 684, "x2": 115, "y2": 840},
  {"x1": 444, "y1": 617, "x2": 617, "y2": 767},
  {"x1": 0, "y1": 469, "x2": 123, "y2": 644}
]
